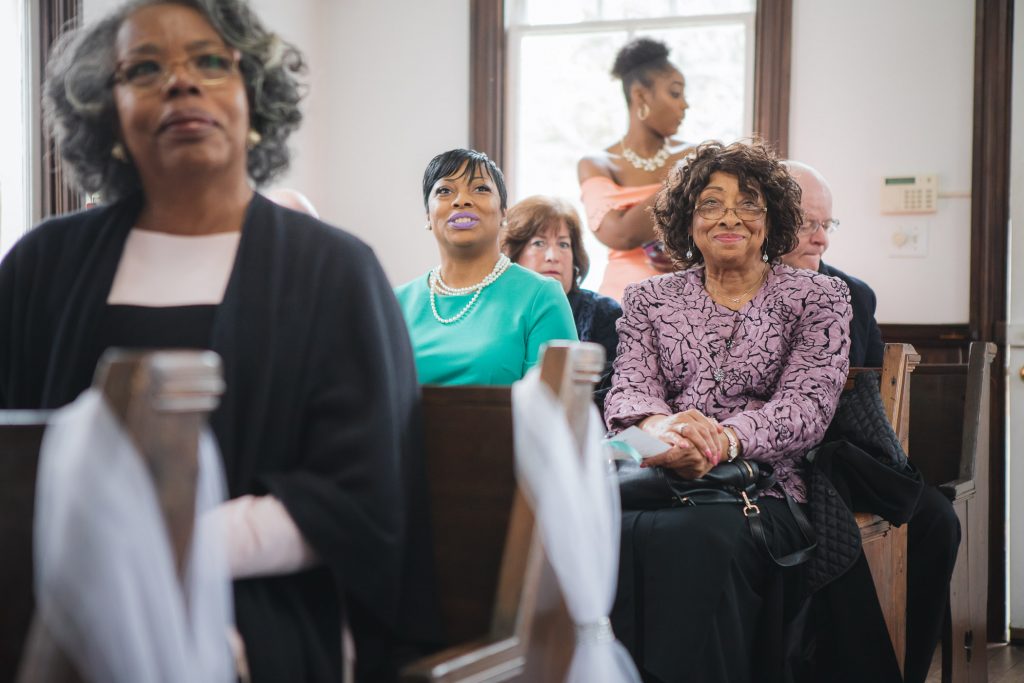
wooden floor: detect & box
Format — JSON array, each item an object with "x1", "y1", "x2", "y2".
[{"x1": 924, "y1": 643, "x2": 1024, "y2": 682}]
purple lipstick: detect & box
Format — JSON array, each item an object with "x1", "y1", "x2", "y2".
[{"x1": 447, "y1": 212, "x2": 480, "y2": 229}]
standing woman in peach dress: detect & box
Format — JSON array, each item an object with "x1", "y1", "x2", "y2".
[{"x1": 578, "y1": 38, "x2": 693, "y2": 301}]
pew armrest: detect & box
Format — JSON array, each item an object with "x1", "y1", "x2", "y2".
[
  {"x1": 402, "y1": 637, "x2": 524, "y2": 683},
  {"x1": 855, "y1": 511, "x2": 893, "y2": 539},
  {"x1": 938, "y1": 478, "x2": 975, "y2": 502}
]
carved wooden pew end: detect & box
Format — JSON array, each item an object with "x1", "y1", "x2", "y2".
[
  {"x1": 847, "y1": 342, "x2": 920, "y2": 676},
  {"x1": 402, "y1": 341, "x2": 604, "y2": 683},
  {"x1": 8, "y1": 349, "x2": 223, "y2": 683}
]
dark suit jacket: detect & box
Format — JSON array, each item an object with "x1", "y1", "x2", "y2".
[{"x1": 819, "y1": 261, "x2": 884, "y2": 367}]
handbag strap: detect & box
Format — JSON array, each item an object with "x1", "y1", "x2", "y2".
[{"x1": 743, "y1": 488, "x2": 817, "y2": 568}]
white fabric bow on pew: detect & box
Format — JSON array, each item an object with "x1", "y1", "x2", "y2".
[
  {"x1": 512, "y1": 369, "x2": 641, "y2": 683},
  {"x1": 33, "y1": 389, "x2": 234, "y2": 683}
]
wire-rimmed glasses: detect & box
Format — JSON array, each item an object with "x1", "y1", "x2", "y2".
[
  {"x1": 111, "y1": 48, "x2": 240, "y2": 91},
  {"x1": 797, "y1": 219, "x2": 840, "y2": 236}
]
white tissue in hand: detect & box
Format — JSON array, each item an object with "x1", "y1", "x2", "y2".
[{"x1": 611, "y1": 426, "x2": 671, "y2": 458}]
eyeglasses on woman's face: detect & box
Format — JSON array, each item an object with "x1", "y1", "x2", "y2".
[
  {"x1": 695, "y1": 198, "x2": 767, "y2": 223},
  {"x1": 797, "y1": 219, "x2": 840, "y2": 236},
  {"x1": 110, "y1": 48, "x2": 240, "y2": 91}
]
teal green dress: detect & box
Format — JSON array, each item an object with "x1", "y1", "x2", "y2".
[{"x1": 394, "y1": 264, "x2": 578, "y2": 385}]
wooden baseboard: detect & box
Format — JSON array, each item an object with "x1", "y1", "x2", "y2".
[
  {"x1": 879, "y1": 324, "x2": 972, "y2": 364},
  {"x1": 1011, "y1": 627, "x2": 1024, "y2": 645},
  {"x1": 879, "y1": 323, "x2": 971, "y2": 345}
]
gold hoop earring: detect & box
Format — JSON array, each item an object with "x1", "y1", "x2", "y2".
[
  {"x1": 637, "y1": 103, "x2": 651, "y2": 121},
  {"x1": 111, "y1": 142, "x2": 127, "y2": 162},
  {"x1": 246, "y1": 129, "x2": 262, "y2": 149}
]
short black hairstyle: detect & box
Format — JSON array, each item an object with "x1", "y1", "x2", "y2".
[
  {"x1": 421, "y1": 149, "x2": 508, "y2": 211},
  {"x1": 611, "y1": 37, "x2": 675, "y2": 104},
  {"x1": 653, "y1": 139, "x2": 803, "y2": 267},
  {"x1": 44, "y1": 0, "x2": 306, "y2": 202}
]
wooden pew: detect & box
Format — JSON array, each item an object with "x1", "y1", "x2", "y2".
[
  {"x1": 0, "y1": 410, "x2": 48, "y2": 680},
  {"x1": 849, "y1": 342, "x2": 920, "y2": 675},
  {"x1": 0, "y1": 349, "x2": 223, "y2": 681},
  {"x1": 908, "y1": 341, "x2": 995, "y2": 683},
  {"x1": 401, "y1": 341, "x2": 603, "y2": 682}
]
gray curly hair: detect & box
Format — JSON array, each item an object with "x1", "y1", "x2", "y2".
[{"x1": 43, "y1": 0, "x2": 306, "y2": 202}]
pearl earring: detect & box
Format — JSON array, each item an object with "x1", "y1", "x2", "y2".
[
  {"x1": 425, "y1": 222, "x2": 432, "y2": 231},
  {"x1": 685, "y1": 237, "x2": 694, "y2": 260},
  {"x1": 246, "y1": 129, "x2": 262, "y2": 149},
  {"x1": 111, "y1": 142, "x2": 127, "y2": 162}
]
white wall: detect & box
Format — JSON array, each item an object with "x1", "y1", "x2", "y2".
[
  {"x1": 789, "y1": 0, "x2": 975, "y2": 324},
  {"x1": 83, "y1": 0, "x2": 470, "y2": 286},
  {"x1": 261, "y1": 0, "x2": 469, "y2": 286}
]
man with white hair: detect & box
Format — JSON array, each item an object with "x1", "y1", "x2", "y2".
[
  {"x1": 781, "y1": 161, "x2": 883, "y2": 367},
  {"x1": 784, "y1": 160, "x2": 960, "y2": 683}
]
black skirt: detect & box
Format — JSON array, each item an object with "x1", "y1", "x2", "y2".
[{"x1": 612, "y1": 497, "x2": 809, "y2": 683}]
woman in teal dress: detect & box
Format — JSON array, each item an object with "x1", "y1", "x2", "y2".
[{"x1": 395, "y1": 149, "x2": 577, "y2": 385}]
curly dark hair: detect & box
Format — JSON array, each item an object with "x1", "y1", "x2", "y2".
[
  {"x1": 652, "y1": 139, "x2": 802, "y2": 268},
  {"x1": 43, "y1": 0, "x2": 306, "y2": 202},
  {"x1": 501, "y1": 195, "x2": 590, "y2": 292},
  {"x1": 421, "y1": 148, "x2": 508, "y2": 211},
  {"x1": 611, "y1": 37, "x2": 675, "y2": 105}
]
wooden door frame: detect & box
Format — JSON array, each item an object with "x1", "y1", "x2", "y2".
[{"x1": 971, "y1": 0, "x2": 1013, "y2": 642}]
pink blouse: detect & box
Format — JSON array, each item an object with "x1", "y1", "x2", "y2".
[{"x1": 605, "y1": 264, "x2": 852, "y2": 502}]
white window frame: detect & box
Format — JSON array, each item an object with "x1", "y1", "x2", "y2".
[{"x1": 504, "y1": 2, "x2": 757, "y2": 197}]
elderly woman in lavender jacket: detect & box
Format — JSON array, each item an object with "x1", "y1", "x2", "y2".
[{"x1": 605, "y1": 140, "x2": 852, "y2": 683}]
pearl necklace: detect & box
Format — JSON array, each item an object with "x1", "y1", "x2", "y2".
[
  {"x1": 428, "y1": 254, "x2": 511, "y2": 324},
  {"x1": 620, "y1": 137, "x2": 672, "y2": 172}
]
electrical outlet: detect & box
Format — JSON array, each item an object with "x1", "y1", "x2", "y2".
[{"x1": 890, "y1": 225, "x2": 927, "y2": 258}]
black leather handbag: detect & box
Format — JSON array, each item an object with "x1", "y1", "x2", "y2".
[
  {"x1": 617, "y1": 457, "x2": 817, "y2": 568},
  {"x1": 618, "y1": 456, "x2": 773, "y2": 509}
]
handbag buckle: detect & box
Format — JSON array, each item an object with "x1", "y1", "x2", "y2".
[{"x1": 741, "y1": 491, "x2": 760, "y2": 517}]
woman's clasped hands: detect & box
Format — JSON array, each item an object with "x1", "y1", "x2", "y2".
[{"x1": 638, "y1": 409, "x2": 729, "y2": 478}]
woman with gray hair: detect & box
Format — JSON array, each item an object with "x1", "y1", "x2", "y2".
[{"x1": 0, "y1": 1, "x2": 437, "y2": 680}]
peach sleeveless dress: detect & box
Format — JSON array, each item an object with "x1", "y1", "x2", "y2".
[{"x1": 580, "y1": 176, "x2": 662, "y2": 301}]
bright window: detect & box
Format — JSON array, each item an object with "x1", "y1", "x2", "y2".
[
  {"x1": 507, "y1": 1, "x2": 755, "y2": 290},
  {"x1": 0, "y1": 0, "x2": 31, "y2": 259}
]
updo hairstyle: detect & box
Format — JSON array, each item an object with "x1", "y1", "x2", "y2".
[{"x1": 611, "y1": 37, "x2": 674, "y2": 104}]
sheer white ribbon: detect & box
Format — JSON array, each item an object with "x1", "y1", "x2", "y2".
[
  {"x1": 33, "y1": 389, "x2": 234, "y2": 683},
  {"x1": 512, "y1": 369, "x2": 641, "y2": 683}
]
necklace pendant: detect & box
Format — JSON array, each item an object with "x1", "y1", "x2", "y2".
[
  {"x1": 713, "y1": 368, "x2": 725, "y2": 382},
  {"x1": 725, "y1": 339, "x2": 733, "y2": 350}
]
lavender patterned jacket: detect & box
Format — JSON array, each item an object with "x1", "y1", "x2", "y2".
[{"x1": 605, "y1": 263, "x2": 852, "y2": 502}]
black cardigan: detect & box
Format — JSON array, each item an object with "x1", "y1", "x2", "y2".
[{"x1": 0, "y1": 193, "x2": 439, "y2": 681}]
